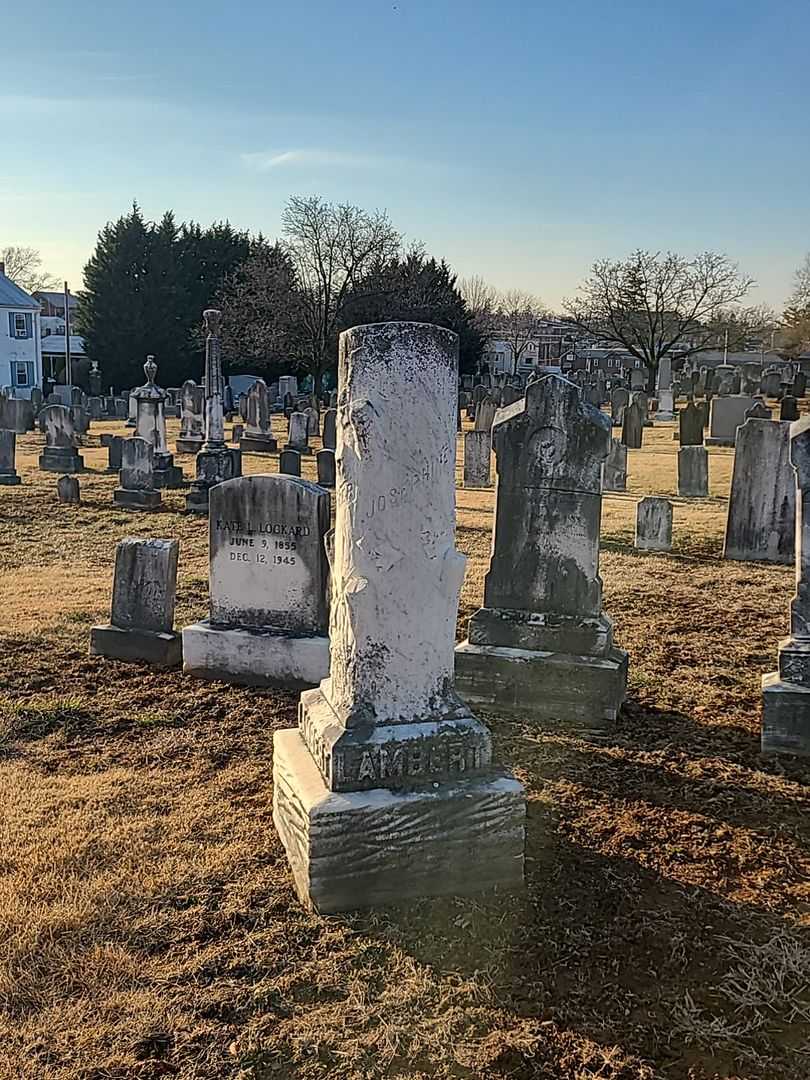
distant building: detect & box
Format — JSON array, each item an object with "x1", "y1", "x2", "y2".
[
  {"x1": 0, "y1": 264, "x2": 43, "y2": 398},
  {"x1": 483, "y1": 319, "x2": 577, "y2": 375},
  {"x1": 34, "y1": 290, "x2": 79, "y2": 321}
]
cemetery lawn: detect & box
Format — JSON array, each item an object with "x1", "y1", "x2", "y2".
[{"x1": 1, "y1": 417, "x2": 809, "y2": 1080}]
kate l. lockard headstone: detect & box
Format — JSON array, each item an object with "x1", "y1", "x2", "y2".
[
  {"x1": 182, "y1": 474, "x2": 330, "y2": 688},
  {"x1": 274, "y1": 321, "x2": 525, "y2": 913}
]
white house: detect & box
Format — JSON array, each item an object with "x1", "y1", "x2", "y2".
[{"x1": 0, "y1": 265, "x2": 42, "y2": 398}]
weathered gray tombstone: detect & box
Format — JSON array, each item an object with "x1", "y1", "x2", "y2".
[
  {"x1": 322, "y1": 408, "x2": 337, "y2": 451},
  {"x1": 781, "y1": 395, "x2": 800, "y2": 422},
  {"x1": 678, "y1": 445, "x2": 709, "y2": 497},
  {"x1": 279, "y1": 449, "x2": 301, "y2": 476},
  {"x1": 724, "y1": 419, "x2": 794, "y2": 564},
  {"x1": 679, "y1": 400, "x2": 705, "y2": 445},
  {"x1": 87, "y1": 396, "x2": 104, "y2": 421},
  {"x1": 0, "y1": 430, "x2": 20, "y2": 485},
  {"x1": 316, "y1": 448, "x2": 335, "y2": 488},
  {"x1": 1, "y1": 398, "x2": 34, "y2": 433},
  {"x1": 706, "y1": 395, "x2": 756, "y2": 446},
  {"x1": 455, "y1": 374, "x2": 628, "y2": 724},
  {"x1": 278, "y1": 374, "x2": 298, "y2": 400},
  {"x1": 30, "y1": 387, "x2": 43, "y2": 413},
  {"x1": 186, "y1": 311, "x2": 242, "y2": 514},
  {"x1": 474, "y1": 395, "x2": 497, "y2": 433},
  {"x1": 231, "y1": 422, "x2": 244, "y2": 443},
  {"x1": 90, "y1": 538, "x2": 181, "y2": 666},
  {"x1": 304, "y1": 405, "x2": 320, "y2": 438},
  {"x1": 113, "y1": 437, "x2": 161, "y2": 511},
  {"x1": 38, "y1": 405, "x2": 84, "y2": 473},
  {"x1": 501, "y1": 385, "x2": 522, "y2": 407},
  {"x1": 463, "y1": 430, "x2": 492, "y2": 487},
  {"x1": 240, "y1": 379, "x2": 277, "y2": 453},
  {"x1": 602, "y1": 438, "x2": 627, "y2": 492},
  {"x1": 745, "y1": 397, "x2": 772, "y2": 420},
  {"x1": 285, "y1": 411, "x2": 311, "y2": 454},
  {"x1": 182, "y1": 475, "x2": 330, "y2": 687},
  {"x1": 621, "y1": 398, "x2": 644, "y2": 448},
  {"x1": 610, "y1": 387, "x2": 629, "y2": 427},
  {"x1": 761, "y1": 367, "x2": 782, "y2": 397},
  {"x1": 107, "y1": 435, "x2": 124, "y2": 473},
  {"x1": 762, "y1": 415, "x2": 810, "y2": 756},
  {"x1": 794, "y1": 371, "x2": 807, "y2": 397},
  {"x1": 132, "y1": 357, "x2": 184, "y2": 487},
  {"x1": 70, "y1": 405, "x2": 89, "y2": 436},
  {"x1": 114, "y1": 397, "x2": 127, "y2": 419},
  {"x1": 176, "y1": 380, "x2": 205, "y2": 454},
  {"x1": 126, "y1": 392, "x2": 137, "y2": 427},
  {"x1": 274, "y1": 321, "x2": 525, "y2": 914},
  {"x1": 56, "y1": 474, "x2": 81, "y2": 504},
  {"x1": 635, "y1": 497, "x2": 672, "y2": 552}
]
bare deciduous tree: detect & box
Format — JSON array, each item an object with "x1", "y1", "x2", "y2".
[
  {"x1": 1, "y1": 245, "x2": 58, "y2": 294},
  {"x1": 491, "y1": 288, "x2": 548, "y2": 375},
  {"x1": 281, "y1": 196, "x2": 401, "y2": 393},
  {"x1": 459, "y1": 275, "x2": 497, "y2": 332},
  {"x1": 782, "y1": 253, "x2": 810, "y2": 353},
  {"x1": 563, "y1": 250, "x2": 754, "y2": 376}
]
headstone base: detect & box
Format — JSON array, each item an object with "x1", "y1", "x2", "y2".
[
  {"x1": 761, "y1": 671, "x2": 810, "y2": 757},
  {"x1": 0, "y1": 472, "x2": 20, "y2": 486},
  {"x1": 39, "y1": 448, "x2": 84, "y2": 473},
  {"x1": 182, "y1": 621, "x2": 329, "y2": 689},
  {"x1": 113, "y1": 488, "x2": 162, "y2": 511},
  {"x1": 705, "y1": 437, "x2": 735, "y2": 447},
  {"x1": 185, "y1": 446, "x2": 242, "y2": 514},
  {"x1": 153, "y1": 462, "x2": 185, "y2": 488},
  {"x1": 175, "y1": 437, "x2": 204, "y2": 455},
  {"x1": 272, "y1": 728, "x2": 525, "y2": 913},
  {"x1": 282, "y1": 443, "x2": 312, "y2": 455},
  {"x1": 90, "y1": 624, "x2": 182, "y2": 667},
  {"x1": 240, "y1": 435, "x2": 278, "y2": 454},
  {"x1": 454, "y1": 641, "x2": 628, "y2": 727}
]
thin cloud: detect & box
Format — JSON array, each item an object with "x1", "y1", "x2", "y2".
[{"x1": 240, "y1": 148, "x2": 404, "y2": 172}]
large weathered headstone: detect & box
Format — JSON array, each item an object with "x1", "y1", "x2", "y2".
[
  {"x1": 279, "y1": 449, "x2": 301, "y2": 476},
  {"x1": 113, "y1": 437, "x2": 161, "y2": 511},
  {"x1": 274, "y1": 322, "x2": 525, "y2": 913},
  {"x1": 678, "y1": 400, "x2": 705, "y2": 445},
  {"x1": 176, "y1": 380, "x2": 205, "y2": 454},
  {"x1": 610, "y1": 387, "x2": 629, "y2": 427},
  {"x1": 724, "y1": 418, "x2": 794, "y2": 564},
  {"x1": 762, "y1": 415, "x2": 810, "y2": 756},
  {"x1": 781, "y1": 395, "x2": 800, "y2": 422},
  {"x1": 678, "y1": 445, "x2": 709, "y2": 497},
  {"x1": 240, "y1": 380, "x2": 278, "y2": 453},
  {"x1": 90, "y1": 538, "x2": 181, "y2": 666},
  {"x1": 474, "y1": 395, "x2": 498, "y2": 433},
  {"x1": 183, "y1": 474, "x2": 330, "y2": 687},
  {"x1": 106, "y1": 435, "x2": 124, "y2": 473},
  {"x1": 322, "y1": 408, "x2": 337, "y2": 451},
  {"x1": 38, "y1": 405, "x2": 84, "y2": 473},
  {"x1": 455, "y1": 374, "x2": 628, "y2": 724},
  {"x1": 186, "y1": 311, "x2": 242, "y2": 514},
  {"x1": 284, "y1": 411, "x2": 312, "y2": 454},
  {"x1": 0, "y1": 430, "x2": 20, "y2": 485},
  {"x1": 463, "y1": 430, "x2": 492, "y2": 487},
  {"x1": 131, "y1": 358, "x2": 184, "y2": 487},
  {"x1": 706, "y1": 395, "x2": 756, "y2": 446},
  {"x1": 635, "y1": 497, "x2": 672, "y2": 551},
  {"x1": 621, "y1": 397, "x2": 644, "y2": 448},
  {"x1": 602, "y1": 438, "x2": 627, "y2": 492}
]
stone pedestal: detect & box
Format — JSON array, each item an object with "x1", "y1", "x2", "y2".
[
  {"x1": 185, "y1": 447, "x2": 242, "y2": 514},
  {"x1": 455, "y1": 374, "x2": 627, "y2": 726},
  {"x1": 90, "y1": 624, "x2": 181, "y2": 666},
  {"x1": 762, "y1": 416, "x2": 810, "y2": 756},
  {"x1": 39, "y1": 446, "x2": 84, "y2": 473},
  {"x1": 274, "y1": 321, "x2": 525, "y2": 912},
  {"x1": 153, "y1": 451, "x2": 184, "y2": 489},
  {"x1": 175, "y1": 436, "x2": 204, "y2": 455},
  {"x1": 273, "y1": 729, "x2": 525, "y2": 913},
  {"x1": 113, "y1": 488, "x2": 162, "y2": 510},
  {"x1": 182, "y1": 623, "x2": 328, "y2": 688}
]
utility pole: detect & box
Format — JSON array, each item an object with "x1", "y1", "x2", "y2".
[{"x1": 63, "y1": 281, "x2": 72, "y2": 386}]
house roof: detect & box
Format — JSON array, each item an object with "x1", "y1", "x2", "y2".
[
  {"x1": 40, "y1": 335, "x2": 86, "y2": 355},
  {"x1": 0, "y1": 272, "x2": 40, "y2": 309},
  {"x1": 34, "y1": 290, "x2": 78, "y2": 307}
]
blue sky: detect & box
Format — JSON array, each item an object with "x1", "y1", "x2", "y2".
[{"x1": 2, "y1": 0, "x2": 808, "y2": 309}]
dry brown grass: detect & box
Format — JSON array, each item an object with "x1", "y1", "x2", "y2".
[{"x1": 0, "y1": 412, "x2": 808, "y2": 1080}]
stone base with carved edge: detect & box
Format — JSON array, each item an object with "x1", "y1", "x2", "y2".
[
  {"x1": 272, "y1": 727, "x2": 525, "y2": 913},
  {"x1": 90, "y1": 624, "x2": 182, "y2": 668},
  {"x1": 240, "y1": 435, "x2": 278, "y2": 454},
  {"x1": 113, "y1": 488, "x2": 162, "y2": 511},
  {"x1": 182, "y1": 621, "x2": 329, "y2": 689},
  {"x1": 761, "y1": 636, "x2": 810, "y2": 756},
  {"x1": 282, "y1": 443, "x2": 313, "y2": 455},
  {"x1": 175, "y1": 437, "x2": 204, "y2": 455},
  {"x1": 185, "y1": 446, "x2": 242, "y2": 515},
  {"x1": 39, "y1": 447, "x2": 84, "y2": 473}
]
